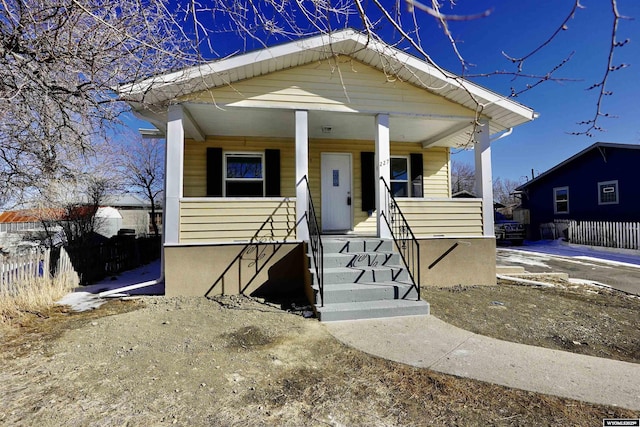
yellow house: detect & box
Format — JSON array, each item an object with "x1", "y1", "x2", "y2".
[{"x1": 120, "y1": 30, "x2": 536, "y2": 320}]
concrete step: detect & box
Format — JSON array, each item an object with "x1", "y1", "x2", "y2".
[
  {"x1": 319, "y1": 266, "x2": 409, "y2": 285},
  {"x1": 321, "y1": 238, "x2": 394, "y2": 254},
  {"x1": 307, "y1": 236, "x2": 428, "y2": 322},
  {"x1": 316, "y1": 299, "x2": 430, "y2": 322},
  {"x1": 311, "y1": 252, "x2": 401, "y2": 269},
  {"x1": 316, "y1": 281, "x2": 418, "y2": 305}
]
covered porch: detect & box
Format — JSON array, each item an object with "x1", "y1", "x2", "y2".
[
  {"x1": 164, "y1": 105, "x2": 496, "y2": 245},
  {"x1": 120, "y1": 29, "x2": 536, "y2": 298}
]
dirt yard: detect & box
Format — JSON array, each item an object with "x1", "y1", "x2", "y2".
[
  {"x1": 0, "y1": 284, "x2": 638, "y2": 426},
  {"x1": 424, "y1": 277, "x2": 640, "y2": 364}
]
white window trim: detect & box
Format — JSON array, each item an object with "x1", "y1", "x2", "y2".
[
  {"x1": 390, "y1": 155, "x2": 411, "y2": 197},
  {"x1": 598, "y1": 180, "x2": 619, "y2": 205},
  {"x1": 553, "y1": 186, "x2": 569, "y2": 214},
  {"x1": 223, "y1": 151, "x2": 265, "y2": 197}
]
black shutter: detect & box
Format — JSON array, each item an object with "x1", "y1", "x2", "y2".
[
  {"x1": 361, "y1": 152, "x2": 375, "y2": 211},
  {"x1": 206, "y1": 147, "x2": 223, "y2": 196},
  {"x1": 410, "y1": 153, "x2": 423, "y2": 198},
  {"x1": 265, "y1": 149, "x2": 281, "y2": 197}
]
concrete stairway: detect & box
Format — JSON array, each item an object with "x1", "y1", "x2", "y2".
[{"x1": 309, "y1": 237, "x2": 430, "y2": 321}]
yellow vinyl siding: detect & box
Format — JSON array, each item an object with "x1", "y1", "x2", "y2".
[
  {"x1": 396, "y1": 199, "x2": 483, "y2": 237},
  {"x1": 182, "y1": 58, "x2": 475, "y2": 118},
  {"x1": 179, "y1": 198, "x2": 297, "y2": 243},
  {"x1": 182, "y1": 137, "x2": 451, "y2": 238},
  {"x1": 353, "y1": 213, "x2": 378, "y2": 235},
  {"x1": 184, "y1": 137, "x2": 449, "y2": 198},
  {"x1": 184, "y1": 136, "x2": 296, "y2": 198},
  {"x1": 307, "y1": 140, "x2": 448, "y2": 232},
  {"x1": 423, "y1": 149, "x2": 450, "y2": 198}
]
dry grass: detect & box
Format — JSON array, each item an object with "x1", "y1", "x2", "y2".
[
  {"x1": 424, "y1": 281, "x2": 640, "y2": 363},
  {"x1": 240, "y1": 336, "x2": 638, "y2": 426},
  {"x1": 0, "y1": 296, "x2": 637, "y2": 426},
  {"x1": 0, "y1": 272, "x2": 78, "y2": 327}
]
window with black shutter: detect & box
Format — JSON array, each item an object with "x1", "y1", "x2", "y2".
[{"x1": 207, "y1": 148, "x2": 281, "y2": 197}]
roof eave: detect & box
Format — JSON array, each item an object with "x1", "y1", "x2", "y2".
[
  {"x1": 516, "y1": 141, "x2": 640, "y2": 190},
  {"x1": 120, "y1": 29, "x2": 535, "y2": 128}
]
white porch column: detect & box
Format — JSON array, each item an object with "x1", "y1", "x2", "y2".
[
  {"x1": 474, "y1": 119, "x2": 494, "y2": 237},
  {"x1": 164, "y1": 105, "x2": 185, "y2": 245},
  {"x1": 295, "y1": 110, "x2": 309, "y2": 241},
  {"x1": 375, "y1": 114, "x2": 392, "y2": 239}
]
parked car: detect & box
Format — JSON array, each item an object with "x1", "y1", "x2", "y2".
[{"x1": 494, "y1": 212, "x2": 525, "y2": 245}]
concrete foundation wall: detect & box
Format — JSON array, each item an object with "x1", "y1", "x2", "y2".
[
  {"x1": 163, "y1": 237, "x2": 496, "y2": 297},
  {"x1": 164, "y1": 242, "x2": 306, "y2": 297},
  {"x1": 418, "y1": 237, "x2": 496, "y2": 287}
]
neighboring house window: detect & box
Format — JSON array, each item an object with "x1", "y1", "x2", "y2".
[
  {"x1": 554, "y1": 186, "x2": 569, "y2": 214},
  {"x1": 224, "y1": 152, "x2": 264, "y2": 197},
  {"x1": 598, "y1": 180, "x2": 619, "y2": 205},
  {"x1": 390, "y1": 157, "x2": 410, "y2": 197}
]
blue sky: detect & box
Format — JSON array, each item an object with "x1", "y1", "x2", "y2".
[
  {"x1": 437, "y1": 0, "x2": 640, "y2": 183},
  {"x1": 126, "y1": 0, "x2": 639, "y2": 184}
]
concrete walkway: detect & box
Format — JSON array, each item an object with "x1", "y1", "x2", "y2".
[{"x1": 325, "y1": 315, "x2": 640, "y2": 411}]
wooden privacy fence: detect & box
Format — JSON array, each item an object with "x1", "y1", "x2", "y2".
[
  {"x1": 564, "y1": 220, "x2": 640, "y2": 250},
  {"x1": 64, "y1": 235, "x2": 161, "y2": 285},
  {"x1": 0, "y1": 247, "x2": 78, "y2": 294}
]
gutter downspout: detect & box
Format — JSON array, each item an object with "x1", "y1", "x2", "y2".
[{"x1": 490, "y1": 127, "x2": 513, "y2": 142}]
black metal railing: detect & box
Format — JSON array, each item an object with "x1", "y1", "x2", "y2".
[
  {"x1": 379, "y1": 177, "x2": 421, "y2": 301},
  {"x1": 301, "y1": 175, "x2": 324, "y2": 307},
  {"x1": 204, "y1": 198, "x2": 296, "y2": 297}
]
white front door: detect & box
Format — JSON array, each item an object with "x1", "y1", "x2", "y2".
[{"x1": 321, "y1": 153, "x2": 352, "y2": 232}]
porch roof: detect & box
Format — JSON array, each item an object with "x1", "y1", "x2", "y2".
[{"x1": 121, "y1": 29, "x2": 536, "y2": 147}]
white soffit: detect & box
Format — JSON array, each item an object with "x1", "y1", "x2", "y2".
[{"x1": 181, "y1": 105, "x2": 466, "y2": 145}]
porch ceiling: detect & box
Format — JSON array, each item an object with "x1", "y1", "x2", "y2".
[{"x1": 152, "y1": 104, "x2": 474, "y2": 147}]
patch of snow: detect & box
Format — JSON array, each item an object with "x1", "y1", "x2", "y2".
[
  {"x1": 568, "y1": 278, "x2": 612, "y2": 288},
  {"x1": 81, "y1": 259, "x2": 163, "y2": 295},
  {"x1": 546, "y1": 257, "x2": 612, "y2": 269},
  {"x1": 56, "y1": 292, "x2": 106, "y2": 312},
  {"x1": 515, "y1": 239, "x2": 640, "y2": 268},
  {"x1": 573, "y1": 256, "x2": 640, "y2": 270},
  {"x1": 497, "y1": 250, "x2": 551, "y2": 268}
]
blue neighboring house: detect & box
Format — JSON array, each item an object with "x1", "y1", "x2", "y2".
[{"x1": 515, "y1": 142, "x2": 640, "y2": 239}]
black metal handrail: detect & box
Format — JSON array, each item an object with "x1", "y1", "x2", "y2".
[
  {"x1": 379, "y1": 177, "x2": 421, "y2": 301},
  {"x1": 204, "y1": 198, "x2": 296, "y2": 297},
  {"x1": 301, "y1": 175, "x2": 324, "y2": 307}
]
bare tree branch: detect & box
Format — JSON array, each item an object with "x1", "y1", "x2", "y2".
[
  {"x1": 570, "y1": 0, "x2": 632, "y2": 136},
  {"x1": 502, "y1": 0, "x2": 583, "y2": 72},
  {"x1": 0, "y1": 0, "x2": 633, "y2": 205},
  {"x1": 0, "y1": 0, "x2": 197, "y2": 203},
  {"x1": 114, "y1": 136, "x2": 164, "y2": 237}
]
